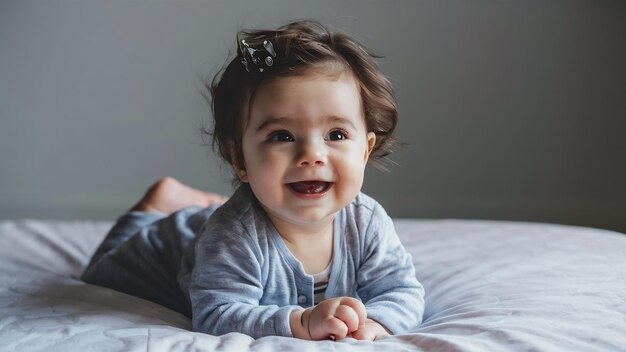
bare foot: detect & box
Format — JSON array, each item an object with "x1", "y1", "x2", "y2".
[{"x1": 130, "y1": 177, "x2": 228, "y2": 215}]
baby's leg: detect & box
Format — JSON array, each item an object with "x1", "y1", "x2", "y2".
[
  {"x1": 83, "y1": 177, "x2": 225, "y2": 264},
  {"x1": 130, "y1": 177, "x2": 228, "y2": 215},
  {"x1": 81, "y1": 177, "x2": 225, "y2": 316},
  {"x1": 82, "y1": 205, "x2": 215, "y2": 317}
]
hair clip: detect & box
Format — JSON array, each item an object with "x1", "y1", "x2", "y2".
[{"x1": 238, "y1": 38, "x2": 277, "y2": 73}]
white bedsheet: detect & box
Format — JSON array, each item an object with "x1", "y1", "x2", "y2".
[{"x1": 1, "y1": 219, "x2": 625, "y2": 351}]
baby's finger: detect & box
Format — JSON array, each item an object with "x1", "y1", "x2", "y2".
[
  {"x1": 334, "y1": 305, "x2": 360, "y2": 333},
  {"x1": 324, "y1": 316, "x2": 349, "y2": 340},
  {"x1": 351, "y1": 326, "x2": 376, "y2": 341},
  {"x1": 338, "y1": 297, "x2": 367, "y2": 325}
]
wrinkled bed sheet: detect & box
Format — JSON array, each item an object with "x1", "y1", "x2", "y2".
[{"x1": 1, "y1": 219, "x2": 625, "y2": 352}]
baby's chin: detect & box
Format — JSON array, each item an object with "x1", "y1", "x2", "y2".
[{"x1": 258, "y1": 202, "x2": 343, "y2": 229}]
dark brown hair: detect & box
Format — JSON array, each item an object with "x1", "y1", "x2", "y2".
[{"x1": 204, "y1": 20, "x2": 398, "y2": 180}]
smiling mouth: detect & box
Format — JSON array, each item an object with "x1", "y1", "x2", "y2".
[{"x1": 287, "y1": 181, "x2": 332, "y2": 194}]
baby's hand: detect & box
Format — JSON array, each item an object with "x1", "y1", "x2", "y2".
[
  {"x1": 291, "y1": 297, "x2": 366, "y2": 340},
  {"x1": 309, "y1": 297, "x2": 367, "y2": 340},
  {"x1": 350, "y1": 318, "x2": 391, "y2": 341}
]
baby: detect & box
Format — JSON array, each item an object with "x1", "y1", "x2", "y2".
[{"x1": 82, "y1": 20, "x2": 424, "y2": 341}]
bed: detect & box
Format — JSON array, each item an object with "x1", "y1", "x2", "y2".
[{"x1": 1, "y1": 218, "x2": 625, "y2": 351}]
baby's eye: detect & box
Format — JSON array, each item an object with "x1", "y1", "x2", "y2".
[
  {"x1": 268, "y1": 130, "x2": 295, "y2": 142},
  {"x1": 327, "y1": 129, "x2": 348, "y2": 141}
]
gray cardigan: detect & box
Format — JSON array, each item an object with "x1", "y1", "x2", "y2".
[{"x1": 178, "y1": 186, "x2": 425, "y2": 338}]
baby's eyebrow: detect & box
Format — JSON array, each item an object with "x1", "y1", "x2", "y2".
[
  {"x1": 255, "y1": 115, "x2": 357, "y2": 131},
  {"x1": 256, "y1": 117, "x2": 291, "y2": 131},
  {"x1": 326, "y1": 116, "x2": 357, "y2": 130}
]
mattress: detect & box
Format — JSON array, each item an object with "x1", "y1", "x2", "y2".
[{"x1": 1, "y1": 218, "x2": 625, "y2": 351}]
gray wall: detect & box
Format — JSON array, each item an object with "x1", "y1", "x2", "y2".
[{"x1": 1, "y1": 0, "x2": 625, "y2": 232}]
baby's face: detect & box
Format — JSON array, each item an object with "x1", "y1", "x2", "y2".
[{"x1": 234, "y1": 71, "x2": 376, "y2": 231}]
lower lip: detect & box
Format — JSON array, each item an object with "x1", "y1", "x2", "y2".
[{"x1": 287, "y1": 183, "x2": 332, "y2": 200}]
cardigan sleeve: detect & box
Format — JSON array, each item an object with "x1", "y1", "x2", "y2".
[
  {"x1": 355, "y1": 203, "x2": 425, "y2": 334},
  {"x1": 186, "y1": 217, "x2": 300, "y2": 338}
]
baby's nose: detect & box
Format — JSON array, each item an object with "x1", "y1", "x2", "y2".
[{"x1": 296, "y1": 141, "x2": 327, "y2": 167}]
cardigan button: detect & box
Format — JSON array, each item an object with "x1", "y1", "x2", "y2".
[{"x1": 298, "y1": 295, "x2": 307, "y2": 304}]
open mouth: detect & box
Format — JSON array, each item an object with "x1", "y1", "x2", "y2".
[{"x1": 287, "y1": 181, "x2": 332, "y2": 195}]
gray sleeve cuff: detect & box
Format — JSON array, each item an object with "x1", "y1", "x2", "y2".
[{"x1": 273, "y1": 306, "x2": 300, "y2": 337}]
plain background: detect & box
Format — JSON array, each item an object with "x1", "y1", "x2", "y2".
[{"x1": 1, "y1": 0, "x2": 625, "y2": 233}]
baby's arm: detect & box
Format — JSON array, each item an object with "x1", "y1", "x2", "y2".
[
  {"x1": 354, "y1": 204, "x2": 425, "y2": 337},
  {"x1": 186, "y1": 221, "x2": 298, "y2": 338}
]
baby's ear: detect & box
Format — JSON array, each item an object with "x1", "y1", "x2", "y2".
[
  {"x1": 234, "y1": 166, "x2": 248, "y2": 183},
  {"x1": 364, "y1": 132, "x2": 377, "y2": 162},
  {"x1": 230, "y1": 146, "x2": 249, "y2": 183}
]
